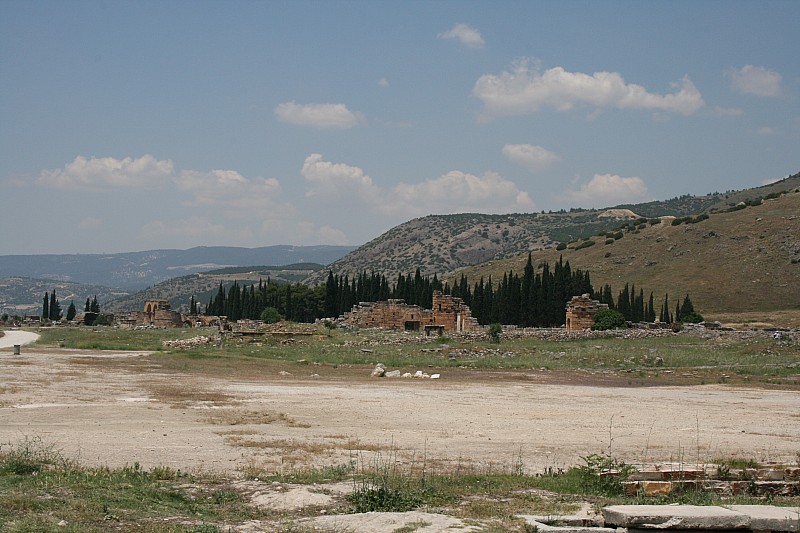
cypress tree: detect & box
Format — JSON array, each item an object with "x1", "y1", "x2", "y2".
[
  {"x1": 43, "y1": 292, "x2": 49, "y2": 320},
  {"x1": 49, "y1": 290, "x2": 61, "y2": 321},
  {"x1": 66, "y1": 301, "x2": 77, "y2": 321}
]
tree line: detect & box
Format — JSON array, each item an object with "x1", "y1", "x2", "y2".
[
  {"x1": 42, "y1": 291, "x2": 100, "y2": 322},
  {"x1": 201, "y1": 256, "x2": 700, "y2": 327}
]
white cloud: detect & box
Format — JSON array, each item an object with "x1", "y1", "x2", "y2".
[
  {"x1": 299, "y1": 153, "x2": 533, "y2": 219},
  {"x1": 438, "y1": 23, "x2": 485, "y2": 49},
  {"x1": 172, "y1": 168, "x2": 284, "y2": 210},
  {"x1": 473, "y1": 59, "x2": 704, "y2": 119},
  {"x1": 378, "y1": 78, "x2": 390, "y2": 88},
  {"x1": 77, "y1": 217, "x2": 102, "y2": 230},
  {"x1": 38, "y1": 154, "x2": 174, "y2": 189},
  {"x1": 756, "y1": 126, "x2": 778, "y2": 136},
  {"x1": 317, "y1": 225, "x2": 349, "y2": 245},
  {"x1": 274, "y1": 101, "x2": 364, "y2": 129},
  {"x1": 381, "y1": 170, "x2": 535, "y2": 217},
  {"x1": 502, "y1": 144, "x2": 560, "y2": 172},
  {"x1": 728, "y1": 65, "x2": 782, "y2": 97},
  {"x1": 558, "y1": 174, "x2": 651, "y2": 208},
  {"x1": 301, "y1": 153, "x2": 380, "y2": 201}
]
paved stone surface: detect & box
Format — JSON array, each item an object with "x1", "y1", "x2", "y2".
[
  {"x1": 727, "y1": 505, "x2": 800, "y2": 532},
  {"x1": 603, "y1": 505, "x2": 751, "y2": 529}
]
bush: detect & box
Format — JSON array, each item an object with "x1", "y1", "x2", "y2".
[
  {"x1": 605, "y1": 238, "x2": 614, "y2": 245},
  {"x1": 488, "y1": 323, "x2": 502, "y2": 343},
  {"x1": 260, "y1": 307, "x2": 283, "y2": 324},
  {"x1": 591, "y1": 309, "x2": 626, "y2": 331},
  {"x1": 575, "y1": 240, "x2": 595, "y2": 250},
  {"x1": 556, "y1": 242, "x2": 567, "y2": 251},
  {"x1": 682, "y1": 312, "x2": 705, "y2": 324}
]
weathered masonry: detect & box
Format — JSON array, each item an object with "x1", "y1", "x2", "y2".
[
  {"x1": 565, "y1": 293, "x2": 608, "y2": 331},
  {"x1": 343, "y1": 290, "x2": 480, "y2": 333}
]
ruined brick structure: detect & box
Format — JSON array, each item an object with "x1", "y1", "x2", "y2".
[
  {"x1": 565, "y1": 294, "x2": 608, "y2": 331},
  {"x1": 343, "y1": 290, "x2": 480, "y2": 333},
  {"x1": 126, "y1": 299, "x2": 184, "y2": 328}
]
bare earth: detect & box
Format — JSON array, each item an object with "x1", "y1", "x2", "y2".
[{"x1": 2, "y1": 340, "x2": 798, "y2": 478}]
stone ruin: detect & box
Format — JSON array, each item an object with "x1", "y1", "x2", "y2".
[
  {"x1": 342, "y1": 290, "x2": 480, "y2": 334},
  {"x1": 125, "y1": 299, "x2": 184, "y2": 328},
  {"x1": 565, "y1": 293, "x2": 609, "y2": 331}
]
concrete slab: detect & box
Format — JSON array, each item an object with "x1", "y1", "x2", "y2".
[
  {"x1": 726, "y1": 505, "x2": 800, "y2": 532},
  {"x1": 518, "y1": 515, "x2": 607, "y2": 530},
  {"x1": 603, "y1": 505, "x2": 750, "y2": 529}
]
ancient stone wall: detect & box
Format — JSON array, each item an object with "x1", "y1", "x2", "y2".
[{"x1": 343, "y1": 291, "x2": 480, "y2": 333}]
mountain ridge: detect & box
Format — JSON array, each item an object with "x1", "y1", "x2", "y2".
[{"x1": 0, "y1": 245, "x2": 355, "y2": 291}]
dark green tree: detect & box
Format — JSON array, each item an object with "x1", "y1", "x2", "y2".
[
  {"x1": 66, "y1": 301, "x2": 77, "y2": 321},
  {"x1": 49, "y1": 290, "x2": 62, "y2": 321},
  {"x1": 43, "y1": 292, "x2": 49, "y2": 320},
  {"x1": 90, "y1": 296, "x2": 100, "y2": 313}
]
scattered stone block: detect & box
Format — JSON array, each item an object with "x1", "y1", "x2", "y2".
[
  {"x1": 384, "y1": 370, "x2": 401, "y2": 378},
  {"x1": 726, "y1": 505, "x2": 800, "y2": 532},
  {"x1": 371, "y1": 364, "x2": 386, "y2": 377},
  {"x1": 603, "y1": 505, "x2": 750, "y2": 530},
  {"x1": 640, "y1": 481, "x2": 673, "y2": 496}
]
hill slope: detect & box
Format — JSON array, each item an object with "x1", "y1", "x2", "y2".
[
  {"x1": 305, "y1": 172, "x2": 800, "y2": 286},
  {"x1": 452, "y1": 189, "x2": 800, "y2": 325},
  {"x1": 104, "y1": 264, "x2": 326, "y2": 314}
]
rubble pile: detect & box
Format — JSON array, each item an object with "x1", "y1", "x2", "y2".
[{"x1": 162, "y1": 335, "x2": 216, "y2": 349}]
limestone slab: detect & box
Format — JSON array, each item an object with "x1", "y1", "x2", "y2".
[
  {"x1": 603, "y1": 505, "x2": 750, "y2": 529},
  {"x1": 726, "y1": 505, "x2": 800, "y2": 532}
]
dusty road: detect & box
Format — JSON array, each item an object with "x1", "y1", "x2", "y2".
[
  {"x1": 1, "y1": 345, "x2": 798, "y2": 475},
  {"x1": 0, "y1": 329, "x2": 40, "y2": 348}
]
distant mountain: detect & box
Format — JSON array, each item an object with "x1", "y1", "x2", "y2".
[
  {"x1": 104, "y1": 263, "x2": 327, "y2": 314},
  {"x1": 0, "y1": 277, "x2": 121, "y2": 317},
  {"x1": 304, "y1": 172, "x2": 800, "y2": 286},
  {"x1": 0, "y1": 245, "x2": 355, "y2": 291}
]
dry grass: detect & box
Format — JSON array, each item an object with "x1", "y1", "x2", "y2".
[
  {"x1": 225, "y1": 436, "x2": 391, "y2": 455},
  {"x1": 146, "y1": 383, "x2": 235, "y2": 407},
  {"x1": 205, "y1": 408, "x2": 310, "y2": 428}
]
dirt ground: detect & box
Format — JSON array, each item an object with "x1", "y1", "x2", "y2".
[{"x1": 2, "y1": 338, "x2": 799, "y2": 478}]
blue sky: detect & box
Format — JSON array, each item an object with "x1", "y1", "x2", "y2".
[{"x1": 1, "y1": 0, "x2": 797, "y2": 255}]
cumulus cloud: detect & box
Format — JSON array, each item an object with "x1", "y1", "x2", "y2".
[
  {"x1": 378, "y1": 78, "x2": 390, "y2": 88},
  {"x1": 175, "y1": 169, "x2": 283, "y2": 209},
  {"x1": 274, "y1": 101, "x2": 364, "y2": 129},
  {"x1": 502, "y1": 144, "x2": 560, "y2": 172},
  {"x1": 558, "y1": 174, "x2": 651, "y2": 208},
  {"x1": 473, "y1": 59, "x2": 704, "y2": 119},
  {"x1": 38, "y1": 154, "x2": 174, "y2": 189},
  {"x1": 299, "y1": 153, "x2": 533, "y2": 219},
  {"x1": 301, "y1": 153, "x2": 380, "y2": 201},
  {"x1": 382, "y1": 170, "x2": 535, "y2": 217},
  {"x1": 438, "y1": 23, "x2": 485, "y2": 48},
  {"x1": 728, "y1": 65, "x2": 782, "y2": 97}
]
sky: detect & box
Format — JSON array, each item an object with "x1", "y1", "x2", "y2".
[{"x1": 1, "y1": 0, "x2": 798, "y2": 255}]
